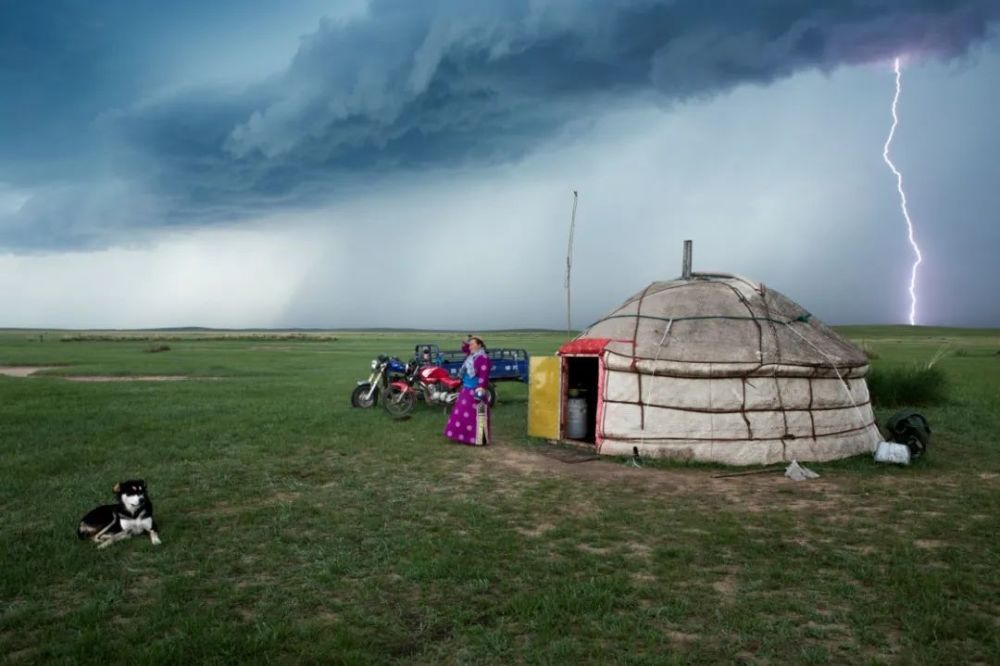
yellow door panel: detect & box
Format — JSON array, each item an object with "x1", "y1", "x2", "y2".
[{"x1": 528, "y1": 356, "x2": 562, "y2": 439}]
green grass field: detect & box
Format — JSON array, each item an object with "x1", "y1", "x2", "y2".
[{"x1": 1, "y1": 327, "x2": 998, "y2": 664}]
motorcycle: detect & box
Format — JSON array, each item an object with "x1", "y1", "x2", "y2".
[
  {"x1": 350, "y1": 355, "x2": 408, "y2": 408},
  {"x1": 382, "y1": 362, "x2": 495, "y2": 418}
]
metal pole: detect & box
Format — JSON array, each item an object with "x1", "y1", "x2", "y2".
[
  {"x1": 566, "y1": 190, "x2": 578, "y2": 337},
  {"x1": 682, "y1": 239, "x2": 692, "y2": 279}
]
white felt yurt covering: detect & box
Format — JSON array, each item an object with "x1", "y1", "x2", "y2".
[{"x1": 559, "y1": 273, "x2": 880, "y2": 465}]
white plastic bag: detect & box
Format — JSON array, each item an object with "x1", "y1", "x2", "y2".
[
  {"x1": 874, "y1": 441, "x2": 911, "y2": 465},
  {"x1": 785, "y1": 460, "x2": 819, "y2": 481}
]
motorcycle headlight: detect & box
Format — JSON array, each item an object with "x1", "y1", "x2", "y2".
[{"x1": 371, "y1": 359, "x2": 379, "y2": 369}]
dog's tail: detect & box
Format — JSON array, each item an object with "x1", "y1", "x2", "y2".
[{"x1": 77, "y1": 522, "x2": 97, "y2": 540}]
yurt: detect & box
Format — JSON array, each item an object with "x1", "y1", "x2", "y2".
[{"x1": 528, "y1": 247, "x2": 880, "y2": 465}]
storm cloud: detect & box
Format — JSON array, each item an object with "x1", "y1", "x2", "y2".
[
  {"x1": 2, "y1": 0, "x2": 999, "y2": 250},
  {"x1": 223, "y1": 0, "x2": 1000, "y2": 162}
]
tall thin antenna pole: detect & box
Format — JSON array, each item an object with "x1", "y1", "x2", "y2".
[{"x1": 565, "y1": 190, "x2": 578, "y2": 337}]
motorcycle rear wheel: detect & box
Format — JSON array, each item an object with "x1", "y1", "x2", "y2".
[
  {"x1": 383, "y1": 385, "x2": 416, "y2": 418},
  {"x1": 351, "y1": 383, "x2": 378, "y2": 408}
]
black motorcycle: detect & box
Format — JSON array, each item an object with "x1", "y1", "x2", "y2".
[{"x1": 350, "y1": 355, "x2": 408, "y2": 408}]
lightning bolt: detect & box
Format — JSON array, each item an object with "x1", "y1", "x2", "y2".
[{"x1": 882, "y1": 56, "x2": 923, "y2": 326}]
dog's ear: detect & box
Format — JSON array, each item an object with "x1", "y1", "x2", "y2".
[{"x1": 112, "y1": 482, "x2": 121, "y2": 494}]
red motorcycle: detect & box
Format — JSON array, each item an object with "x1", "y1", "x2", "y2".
[{"x1": 382, "y1": 362, "x2": 495, "y2": 418}]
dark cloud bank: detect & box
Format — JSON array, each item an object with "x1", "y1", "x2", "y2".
[{"x1": 2, "y1": 0, "x2": 999, "y2": 249}]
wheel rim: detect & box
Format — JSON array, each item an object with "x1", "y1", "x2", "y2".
[
  {"x1": 384, "y1": 387, "x2": 414, "y2": 417},
  {"x1": 352, "y1": 384, "x2": 377, "y2": 408}
]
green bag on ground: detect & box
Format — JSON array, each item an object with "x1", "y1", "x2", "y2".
[{"x1": 884, "y1": 409, "x2": 930, "y2": 458}]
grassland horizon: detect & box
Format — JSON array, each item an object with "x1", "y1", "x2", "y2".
[{"x1": 4, "y1": 323, "x2": 1000, "y2": 333}]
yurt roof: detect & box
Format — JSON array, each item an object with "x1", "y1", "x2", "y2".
[{"x1": 562, "y1": 273, "x2": 867, "y2": 378}]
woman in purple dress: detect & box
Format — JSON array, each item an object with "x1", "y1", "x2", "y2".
[{"x1": 444, "y1": 336, "x2": 491, "y2": 445}]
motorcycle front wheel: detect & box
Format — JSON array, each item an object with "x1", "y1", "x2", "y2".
[
  {"x1": 351, "y1": 383, "x2": 379, "y2": 408},
  {"x1": 382, "y1": 385, "x2": 416, "y2": 418}
]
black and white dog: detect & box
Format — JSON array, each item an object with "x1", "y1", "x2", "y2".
[{"x1": 77, "y1": 479, "x2": 162, "y2": 549}]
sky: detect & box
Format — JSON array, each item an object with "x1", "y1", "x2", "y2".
[{"x1": 1, "y1": 0, "x2": 999, "y2": 330}]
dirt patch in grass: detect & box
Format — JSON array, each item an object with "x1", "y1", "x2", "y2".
[
  {"x1": 486, "y1": 440, "x2": 862, "y2": 510},
  {"x1": 65, "y1": 375, "x2": 202, "y2": 382},
  {"x1": 710, "y1": 567, "x2": 740, "y2": 602},
  {"x1": 479, "y1": 441, "x2": 968, "y2": 560},
  {"x1": 914, "y1": 539, "x2": 946, "y2": 549},
  {"x1": 732, "y1": 651, "x2": 761, "y2": 664},
  {"x1": 0, "y1": 366, "x2": 60, "y2": 377},
  {"x1": 632, "y1": 572, "x2": 658, "y2": 585},
  {"x1": 5, "y1": 646, "x2": 39, "y2": 663},
  {"x1": 206, "y1": 490, "x2": 303, "y2": 518},
  {"x1": 0, "y1": 367, "x2": 219, "y2": 381},
  {"x1": 315, "y1": 611, "x2": 341, "y2": 624},
  {"x1": 486, "y1": 441, "x2": 704, "y2": 492},
  {"x1": 515, "y1": 522, "x2": 556, "y2": 538},
  {"x1": 804, "y1": 620, "x2": 852, "y2": 634},
  {"x1": 626, "y1": 541, "x2": 653, "y2": 559},
  {"x1": 665, "y1": 629, "x2": 701, "y2": 644}
]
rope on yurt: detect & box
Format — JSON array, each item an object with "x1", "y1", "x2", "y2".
[
  {"x1": 630, "y1": 284, "x2": 655, "y2": 432},
  {"x1": 593, "y1": 313, "x2": 796, "y2": 328},
  {"x1": 717, "y1": 281, "x2": 762, "y2": 448},
  {"x1": 758, "y1": 289, "x2": 791, "y2": 458},
  {"x1": 636, "y1": 318, "x2": 673, "y2": 457},
  {"x1": 705, "y1": 282, "x2": 765, "y2": 462},
  {"x1": 783, "y1": 322, "x2": 880, "y2": 447}
]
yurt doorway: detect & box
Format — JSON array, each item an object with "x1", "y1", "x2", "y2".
[{"x1": 564, "y1": 356, "x2": 599, "y2": 443}]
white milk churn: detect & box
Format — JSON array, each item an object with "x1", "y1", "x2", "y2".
[{"x1": 566, "y1": 389, "x2": 588, "y2": 439}]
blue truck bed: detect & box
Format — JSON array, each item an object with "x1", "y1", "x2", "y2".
[{"x1": 413, "y1": 344, "x2": 529, "y2": 383}]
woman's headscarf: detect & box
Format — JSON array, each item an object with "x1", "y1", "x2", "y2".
[{"x1": 460, "y1": 338, "x2": 486, "y2": 378}]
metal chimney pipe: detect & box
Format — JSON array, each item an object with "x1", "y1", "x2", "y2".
[{"x1": 682, "y1": 240, "x2": 692, "y2": 279}]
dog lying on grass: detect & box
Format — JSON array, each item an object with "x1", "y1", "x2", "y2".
[{"x1": 77, "y1": 479, "x2": 162, "y2": 549}]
